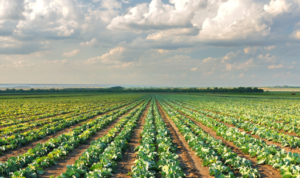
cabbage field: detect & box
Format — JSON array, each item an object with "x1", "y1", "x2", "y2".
[{"x1": 0, "y1": 93, "x2": 299, "y2": 178}]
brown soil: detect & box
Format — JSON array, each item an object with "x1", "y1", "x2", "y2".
[
  {"x1": 165, "y1": 101, "x2": 281, "y2": 178},
  {"x1": 0, "y1": 101, "x2": 141, "y2": 162},
  {"x1": 157, "y1": 101, "x2": 209, "y2": 178},
  {"x1": 113, "y1": 102, "x2": 150, "y2": 178}
]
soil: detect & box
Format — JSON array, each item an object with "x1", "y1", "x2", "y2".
[
  {"x1": 0, "y1": 100, "x2": 141, "y2": 163},
  {"x1": 156, "y1": 100, "x2": 209, "y2": 178},
  {"x1": 164, "y1": 101, "x2": 281, "y2": 178},
  {"x1": 113, "y1": 102, "x2": 150, "y2": 178}
]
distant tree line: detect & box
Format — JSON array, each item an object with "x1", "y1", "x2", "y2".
[{"x1": 0, "y1": 87, "x2": 264, "y2": 94}]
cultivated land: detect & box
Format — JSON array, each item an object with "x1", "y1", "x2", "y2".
[{"x1": 0, "y1": 93, "x2": 299, "y2": 178}]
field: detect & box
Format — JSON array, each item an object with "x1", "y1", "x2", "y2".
[{"x1": 0, "y1": 93, "x2": 299, "y2": 178}]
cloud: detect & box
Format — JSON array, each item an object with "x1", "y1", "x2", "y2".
[
  {"x1": 203, "y1": 57, "x2": 216, "y2": 63},
  {"x1": 199, "y1": 0, "x2": 272, "y2": 41},
  {"x1": 62, "y1": 50, "x2": 80, "y2": 57},
  {"x1": 265, "y1": 46, "x2": 276, "y2": 50},
  {"x1": 268, "y1": 64, "x2": 283, "y2": 69},
  {"x1": 268, "y1": 64, "x2": 294, "y2": 69},
  {"x1": 80, "y1": 38, "x2": 98, "y2": 47},
  {"x1": 0, "y1": 0, "x2": 300, "y2": 86},
  {"x1": 108, "y1": 0, "x2": 205, "y2": 31},
  {"x1": 294, "y1": 30, "x2": 300, "y2": 39},
  {"x1": 0, "y1": 36, "x2": 22, "y2": 48},
  {"x1": 264, "y1": 0, "x2": 292, "y2": 16},
  {"x1": 0, "y1": 0, "x2": 25, "y2": 20},
  {"x1": 238, "y1": 73, "x2": 244, "y2": 78},
  {"x1": 87, "y1": 47, "x2": 125, "y2": 64}
]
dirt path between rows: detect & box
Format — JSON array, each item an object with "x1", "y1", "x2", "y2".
[
  {"x1": 0, "y1": 100, "x2": 141, "y2": 163},
  {"x1": 164, "y1": 101, "x2": 281, "y2": 178},
  {"x1": 39, "y1": 101, "x2": 146, "y2": 178},
  {"x1": 113, "y1": 101, "x2": 150, "y2": 178},
  {"x1": 157, "y1": 100, "x2": 207, "y2": 178}
]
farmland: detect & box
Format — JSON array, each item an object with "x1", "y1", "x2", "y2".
[{"x1": 0, "y1": 93, "x2": 299, "y2": 178}]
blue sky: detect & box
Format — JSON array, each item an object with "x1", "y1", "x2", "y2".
[{"x1": 0, "y1": 0, "x2": 300, "y2": 87}]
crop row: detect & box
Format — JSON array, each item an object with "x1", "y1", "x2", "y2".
[
  {"x1": 83, "y1": 99, "x2": 149, "y2": 177},
  {"x1": 163, "y1": 98, "x2": 300, "y2": 177},
  {"x1": 0, "y1": 100, "x2": 129, "y2": 136},
  {"x1": 131, "y1": 100, "x2": 158, "y2": 177},
  {"x1": 0, "y1": 99, "x2": 127, "y2": 127},
  {"x1": 171, "y1": 95, "x2": 300, "y2": 126},
  {"x1": 158, "y1": 99, "x2": 260, "y2": 177},
  {"x1": 172, "y1": 100, "x2": 300, "y2": 149},
  {"x1": 174, "y1": 98, "x2": 300, "y2": 137},
  {"x1": 0, "y1": 98, "x2": 144, "y2": 154},
  {"x1": 0, "y1": 94, "x2": 141, "y2": 125},
  {"x1": 11, "y1": 98, "x2": 150, "y2": 178},
  {"x1": 153, "y1": 101, "x2": 186, "y2": 177},
  {"x1": 7, "y1": 98, "x2": 149, "y2": 177}
]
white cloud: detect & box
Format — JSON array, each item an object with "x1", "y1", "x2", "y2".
[
  {"x1": 191, "y1": 67, "x2": 197, "y2": 71},
  {"x1": 199, "y1": 0, "x2": 271, "y2": 40},
  {"x1": 108, "y1": 0, "x2": 206, "y2": 32},
  {"x1": 80, "y1": 38, "x2": 98, "y2": 47},
  {"x1": 15, "y1": 0, "x2": 84, "y2": 38},
  {"x1": 62, "y1": 49, "x2": 80, "y2": 57},
  {"x1": 87, "y1": 47, "x2": 125, "y2": 64},
  {"x1": 264, "y1": 0, "x2": 292, "y2": 16}
]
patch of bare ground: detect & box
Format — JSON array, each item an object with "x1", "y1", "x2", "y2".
[
  {"x1": 165, "y1": 101, "x2": 281, "y2": 178},
  {"x1": 0, "y1": 101, "x2": 140, "y2": 163},
  {"x1": 156, "y1": 101, "x2": 208, "y2": 178},
  {"x1": 112, "y1": 101, "x2": 151, "y2": 178},
  {"x1": 39, "y1": 101, "x2": 146, "y2": 178}
]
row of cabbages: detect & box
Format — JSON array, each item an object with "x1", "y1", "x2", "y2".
[
  {"x1": 7, "y1": 99, "x2": 148, "y2": 178},
  {"x1": 174, "y1": 99, "x2": 300, "y2": 147},
  {"x1": 159, "y1": 99, "x2": 260, "y2": 178},
  {"x1": 0, "y1": 100, "x2": 136, "y2": 154},
  {"x1": 167, "y1": 98, "x2": 300, "y2": 178},
  {"x1": 131, "y1": 99, "x2": 186, "y2": 178}
]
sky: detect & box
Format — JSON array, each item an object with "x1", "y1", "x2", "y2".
[{"x1": 0, "y1": 0, "x2": 300, "y2": 87}]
